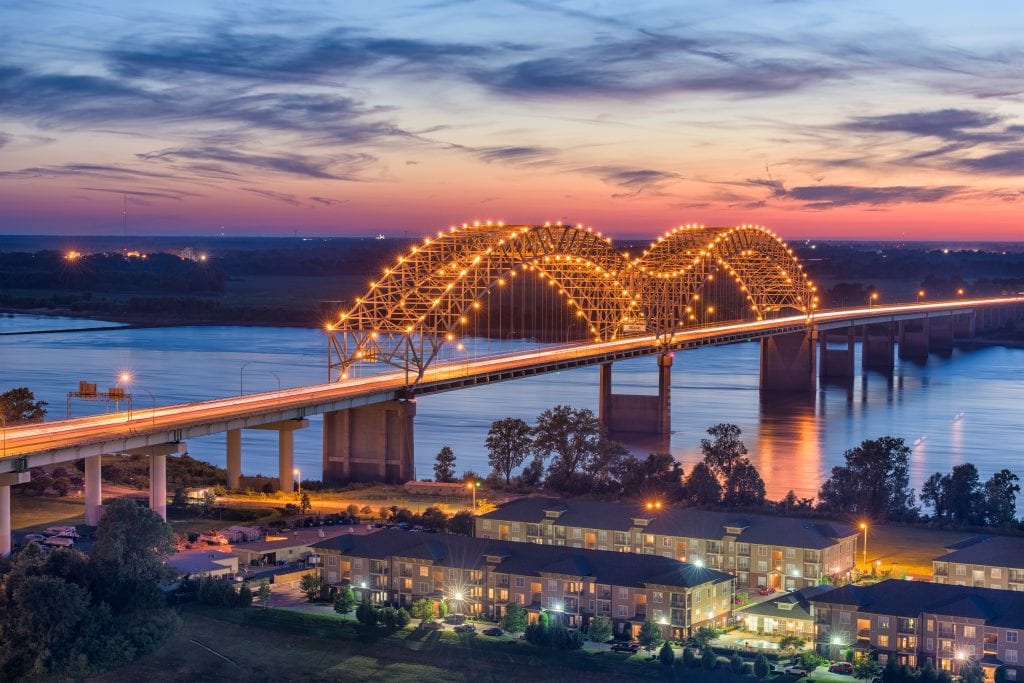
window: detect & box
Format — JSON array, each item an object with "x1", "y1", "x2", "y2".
[
  {"x1": 956, "y1": 565, "x2": 966, "y2": 576},
  {"x1": 645, "y1": 534, "x2": 655, "y2": 545},
  {"x1": 419, "y1": 565, "x2": 428, "y2": 577},
  {"x1": 589, "y1": 600, "x2": 595, "y2": 611},
  {"x1": 619, "y1": 587, "x2": 628, "y2": 599},
  {"x1": 327, "y1": 555, "x2": 337, "y2": 566},
  {"x1": 879, "y1": 617, "x2": 890, "y2": 629},
  {"x1": 573, "y1": 528, "x2": 582, "y2": 539},
  {"x1": 926, "y1": 638, "x2": 934, "y2": 651},
  {"x1": 516, "y1": 594, "x2": 525, "y2": 605},
  {"x1": 653, "y1": 591, "x2": 663, "y2": 603},
  {"x1": 927, "y1": 620, "x2": 935, "y2": 632},
  {"x1": 963, "y1": 626, "x2": 976, "y2": 639},
  {"x1": 689, "y1": 539, "x2": 699, "y2": 550},
  {"x1": 548, "y1": 580, "x2": 557, "y2": 591},
  {"x1": 759, "y1": 546, "x2": 768, "y2": 557},
  {"x1": 598, "y1": 530, "x2": 608, "y2": 541},
  {"x1": 354, "y1": 559, "x2": 362, "y2": 569},
  {"x1": 480, "y1": 520, "x2": 491, "y2": 530},
  {"x1": 839, "y1": 612, "x2": 851, "y2": 626},
  {"x1": 757, "y1": 561, "x2": 768, "y2": 573},
  {"x1": 878, "y1": 635, "x2": 890, "y2": 648},
  {"x1": 419, "y1": 581, "x2": 429, "y2": 593},
  {"x1": 992, "y1": 568, "x2": 1002, "y2": 578},
  {"x1": 1007, "y1": 631, "x2": 1019, "y2": 643},
  {"x1": 617, "y1": 605, "x2": 628, "y2": 617},
  {"x1": 515, "y1": 577, "x2": 525, "y2": 588},
  {"x1": 663, "y1": 537, "x2": 672, "y2": 547},
  {"x1": 1005, "y1": 650, "x2": 1017, "y2": 663},
  {"x1": 786, "y1": 548, "x2": 796, "y2": 559}
]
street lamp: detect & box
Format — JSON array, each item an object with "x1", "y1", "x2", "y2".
[
  {"x1": 467, "y1": 479, "x2": 480, "y2": 512},
  {"x1": 917, "y1": 289, "x2": 925, "y2": 303},
  {"x1": 294, "y1": 468, "x2": 301, "y2": 496},
  {"x1": 240, "y1": 362, "x2": 251, "y2": 396},
  {"x1": 956, "y1": 288, "x2": 965, "y2": 297},
  {"x1": 115, "y1": 371, "x2": 132, "y2": 413},
  {"x1": 859, "y1": 522, "x2": 868, "y2": 566},
  {"x1": 455, "y1": 343, "x2": 469, "y2": 373},
  {"x1": 869, "y1": 292, "x2": 879, "y2": 308}
]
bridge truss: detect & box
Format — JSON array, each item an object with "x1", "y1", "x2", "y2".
[{"x1": 326, "y1": 222, "x2": 815, "y2": 384}]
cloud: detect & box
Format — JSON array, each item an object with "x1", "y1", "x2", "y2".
[
  {"x1": 242, "y1": 188, "x2": 301, "y2": 206},
  {"x1": 309, "y1": 196, "x2": 348, "y2": 206},
  {"x1": 746, "y1": 177, "x2": 963, "y2": 209},
  {"x1": 80, "y1": 186, "x2": 202, "y2": 201},
  {"x1": 138, "y1": 146, "x2": 374, "y2": 180},
  {"x1": 954, "y1": 150, "x2": 1024, "y2": 175},
  {"x1": 476, "y1": 145, "x2": 557, "y2": 165},
  {"x1": 583, "y1": 166, "x2": 682, "y2": 198},
  {"x1": 0, "y1": 162, "x2": 177, "y2": 180},
  {"x1": 0, "y1": 131, "x2": 9, "y2": 148}
]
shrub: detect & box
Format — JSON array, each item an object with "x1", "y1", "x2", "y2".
[
  {"x1": 683, "y1": 647, "x2": 700, "y2": 667},
  {"x1": 754, "y1": 654, "x2": 770, "y2": 679},
  {"x1": 586, "y1": 615, "x2": 612, "y2": 643},
  {"x1": 702, "y1": 648, "x2": 718, "y2": 670},
  {"x1": 659, "y1": 641, "x2": 675, "y2": 666},
  {"x1": 731, "y1": 653, "x2": 746, "y2": 674}
]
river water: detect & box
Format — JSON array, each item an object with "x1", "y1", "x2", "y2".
[{"x1": 2, "y1": 313, "x2": 1022, "y2": 500}]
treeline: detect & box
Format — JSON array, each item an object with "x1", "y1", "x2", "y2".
[{"x1": 0, "y1": 250, "x2": 225, "y2": 293}]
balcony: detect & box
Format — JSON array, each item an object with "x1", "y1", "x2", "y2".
[{"x1": 933, "y1": 565, "x2": 949, "y2": 577}]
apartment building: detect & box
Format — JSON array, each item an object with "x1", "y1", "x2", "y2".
[
  {"x1": 811, "y1": 579, "x2": 1024, "y2": 681},
  {"x1": 932, "y1": 535, "x2": 1024, "y2": 590},
  {"x1": 313, "y1": 529, "x2": 736, "y2": 640},
  {"x1": 475, "y1": 497, "x2": 858, "y2": 590}
]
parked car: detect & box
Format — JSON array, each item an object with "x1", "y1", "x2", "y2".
[
  {"x1": 23, "y1": 533, "x2": 47, "y2": 543},
  {"x1": 482, "y1": 627, "x2": 503, "y2": 637},
  {"x1": 444, "y1": 614, "x2": 467, "y2": 625},
  {"x1": 757, "y1": 586, "x2": 777, "y2": 596},
  {"x1": 611, "y1": 642, "x2": 640, "y2": 653},
  {"x1": 783, "y1": 665, "x2": 810, "y2": 677},
  {"x1": 829, "y1": 662, "x2": 854, "y2": 675},
  {"x1": 453, "y1": 624, "x2": 476, "y2": 634}
]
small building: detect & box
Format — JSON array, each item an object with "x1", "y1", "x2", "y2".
[
  {"x1": 168, "y1": 549, "x2": 239, "y2": 578},
  {"x1": 932, "y1": 535, "x2": 1024, "y2": 590},
  {"x1": 221, "y1": 525, "x2": 263, "y2": 543},
  {"x1": 739, "y1": 585, "x2": 833, "y2": 637},
  {"x1": 231, "y1": 526, "x2": 352, "y2": 568},
  {"x1": 403, "y1": 480, "x2": 470, "y2": 496}
]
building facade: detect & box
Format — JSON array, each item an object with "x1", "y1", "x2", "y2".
[
  {"x1": 476, "y1": 498, "x2": 858, "y2": 590},
  {"x1": 811, "y1": 580, "x2": 1023, "y2": 681},
  {"x1": 932, "y1": 535, "x2": 1024, "y2": 591},
  {"x1": 314, "y1": 530, "x2": 736, "y2": 640}
]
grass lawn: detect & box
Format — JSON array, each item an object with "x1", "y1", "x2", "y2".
[
  {"x1": 860, "y1": 523, "x2": 972, "y2": 577},
  {"x1": 93, "y1": 604, "x2": 760, "y2": 682},
  {"x1": 11, "y1": 493, "x2": 85, "y2": 531}
]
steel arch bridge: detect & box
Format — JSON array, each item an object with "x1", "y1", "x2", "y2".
[{"x1": 327, "y1": 222, "x2": 815, "y2": 383}]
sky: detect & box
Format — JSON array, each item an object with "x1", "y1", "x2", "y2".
[{"x1": 0, "y1": 0, "x2": 1022, "y2": 240}]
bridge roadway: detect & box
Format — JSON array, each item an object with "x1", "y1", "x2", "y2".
[{"x1": 3, "y1": 296, "x2": 1021, "y2": 475}]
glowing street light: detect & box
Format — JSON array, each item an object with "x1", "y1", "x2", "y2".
[
  {"x1": 467, "y1": 479, "x2": 480, "y2": 512},
  {"x1": 859, "y1": 522, "x2": 868, "y2": 566},
  {"x1": 917, "y1": 289, "x2": 926, "y2": 303},
  {"x1": 869, "y1": 292, "x2": 879, "y2": 307}
]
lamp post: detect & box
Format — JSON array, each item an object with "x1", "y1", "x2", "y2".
[
  {"x1": 467, "y1": 479, "x2": 480, "y2": 513},
  {"x1": 240, "y1": 362, "x2": 251, "y2": 396},
  {"x1": 917, "y1": 289, "x2": 925, "y2": 303},
  {"x1": 116, "y1": 371, "x2": 131, "y2": 414},
  {"x1": 859, "y1": 522, "x2": 868, "y2": 567},
  {"x1": 869, "y1": 292, "x2": 879, "y2": 308}
]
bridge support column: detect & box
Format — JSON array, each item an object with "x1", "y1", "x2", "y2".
[
  {"x1": 819, "y1": 327, "x2": 855, "y2": 380},
  {"x1": 862, "y1": 323, "x2": 895, "y2": 372},
  {"x1": 85, "y1": 455, "x2": 102, "y2": 526},
  {"x1": 929, "y1": 316, "x2": 954, "y2": 353},
  {"x1": 898, "y1": 319, "x2": 929, "y2": 360},
  {"x1": 760, "y1": 330, "x2": 816, "y2": 393},
  {"x1": 226, "y1": 428, "x2": 241, "y2": 489},
  {"x1": 322, "y1": 402, "x2": 414, "y2": 484},
  {"x1": 0, "y1": 472, "x2": 30, "y2": 556},
  {"x1": 598, "y1": 354, "x2": 672, "y2": 434},
  {"x1": 953, "y1": 313, "x2": 976, "y2": 340},
  {"x1": 251, "y1": 419, "x2": 309, "y2": 491},
  {"x1": 149, "y1": 452, "x2": 167, "y2": 521}
]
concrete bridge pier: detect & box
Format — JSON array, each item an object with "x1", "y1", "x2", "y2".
[
  {"x1": 226, "y1": 428, "x2": 241, "y2": 489},
  {"x1": 252, "y1": 419, "x2": 310, "y2": 492},
  {"x1": 322, "y1": 402, "x2": 414, "y2": 485},
  {"x1": 928, "y1": 316, "x2": 954, "y2": 354},
  {"x1": 149, "y1": 451, "x2": 167, "y2": 521},
  {"x1": 0, "y1": 472, "x2": 31, "y2": 556},
  {"x1": 818, "y1": 327, "x2": 855, "y2": 380},
  {"x1": 953, "y1": 313, "x2": 976, "y2": 340},
  {"x1": 862, "y1": 323, "x2": 895, "y2": 372},
  {"x1": 598, "y1": 353, "x2": 673, "y2": 434},
  {"x1": 898, "y1": 319, "x2": 930, "y2": 360},
  {"x1": 759, "y1": 329, "x2": 816, "y2": 393},
  {"x1": 85, "y1": 454, "x2": 103, "y2": 526}
]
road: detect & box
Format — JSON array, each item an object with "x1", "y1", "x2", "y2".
[{"x1": 2, "y1": 297, "x2": 1020, "y2": 470}]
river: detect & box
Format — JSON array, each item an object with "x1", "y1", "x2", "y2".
[{"x1": 2, "y1": 313, "x2": 1021, "y2": 500}]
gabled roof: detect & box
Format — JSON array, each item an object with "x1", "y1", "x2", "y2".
[
  {"x1": 478, "y1": 497, "x2": 856, "y2": 549},
  {"x1": 934, "y1": 535, "x2": 1024, "y2": 570},
  {"x1": 314, "y1": 530, "x2": 733, "y2": 590},
  {"x1": 809, "y1": 579, "x2": 1024, "y2": 628}
]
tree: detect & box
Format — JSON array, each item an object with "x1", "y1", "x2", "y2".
[
  {"x1": 616, "y1": 452, "x2": 685, "y2": 501},
  {"x1": 171, "y1": 487, "x2": 188, "y2": 509},
  {"x1": 984, "y1": 469, "x2": 1020, "y2": 526},
  {"x1": 396, "y1": 607, "x2": 411, "y2": 628},
  {"x1": 486, "y1": 418, "x2": 533, "y2": 484},
  {"x1": 730, "y1": 652, "x2": 746, "y2": 674},
  {"x1": 346, "y1": 503, "x2": 360, "y2": 519},
  {"x1": 921, "y1": 472, "x2": 948, "y2": 520},
  {"x1": 449, "y1": 510, "x2": 474, "y2": 536},
  {"x1": 638, "y1": 620, "x2": 661, "y2": 652},
  {"x1": 300, "y1": 492, "x2": 311, "y2": 515},
  {"x1": 853, "y1": 653, "x2": 879, "y2": 680},
  {"x1": 960, "y1": 658, "x2": 984, "y2": 683},
  {"x1": 700, "y1": 423, "x2": 748, "y2": 479},
  {"x1": 702, "y1": 647, "x2": 718, "y2": 670},
  {"x1": 333, "y1": 586, "x2": 356, "y2": 615},
  {"x1": 692, "y1": 626, "x2": 719, "y2": 649},
  {"x1": 434, "y1": 446, "x2": 457, "y2": 482},
  {"x1": 816, "y1": 437, "x2": 917, "y2": 520},
  {"x1": 500, "y1": 602, "x2": 528, "y2": 635},
  {"x1": 945, "y1": 464, "x2": 986, "y2": 525},
  {"x1": 660, "y1": 640, "x2": 675, "y2": 665},
  {"x1": 438, "y1": 599, "x2": 449, "y2": 619},
  {"x1": 754, "y1": 654, "x2": 771, "y2": 679},
  {"x1": 299, "y1": 572, "x2": 322, "y2": 601},
  {"x1": 685, "y1": 462, "x2": 721, "y2": 505},
  {"x1": 90, "y1": 497, "x2": 175, "y2": 607},
  {"x1": 355, "y1": 596, "x2": 378, "y2": 627},
  {"x1": 532, "y1": 405, "x2": 605, "y2": 493},
  {"x1": 683, "y1": 647, "x2": 699, "y2": 667},
  {"x1": 723, "y1": 458, "x2": 767, "y2": 507},
  {"x1": 420, "y1": 505, "x2": 448, "y2": 531},
  {"x1": 585, "y1": 615, "x2": 612, "y2": 643},
  {"x1": 411, "y1": 598, "x2": 435, "y2": 622},
  {"x1": 0, "y1": 387, "x2": 47, "y2": 424},
  {"x1": 257, "y1": 580, "x2": 272, "y2": 608}
]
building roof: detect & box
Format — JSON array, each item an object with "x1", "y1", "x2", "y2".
[
  {"x1": 809, "y1": 579, "x2": 1024, "y2": 629},
  {"x1": 233, "y1": 526, "x2": 352, "y2": 554},
  {"x1": 478, "y1": 497, "x2": 857, "y2": 549},
  {"x1": 740, "y1": 585, "x2": 834, "y2": 621},
  {"x1": 168, "y1": 549, "x2": 238, "y2": 575},
  {"x1": 313, "y1": 530, "x2": 734, "y2": 591},
  {"x1": 934, "y1": 535, "x2": 1024, "y2": 570}
]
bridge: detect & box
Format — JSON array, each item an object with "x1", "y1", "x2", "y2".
[{"x1": 1, "y1": 222, "x2": 1022, "y2": 554}]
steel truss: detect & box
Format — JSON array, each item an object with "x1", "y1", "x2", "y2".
[{"x1": 327, "y1": 222, "x2": 814, "y2": 385}]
